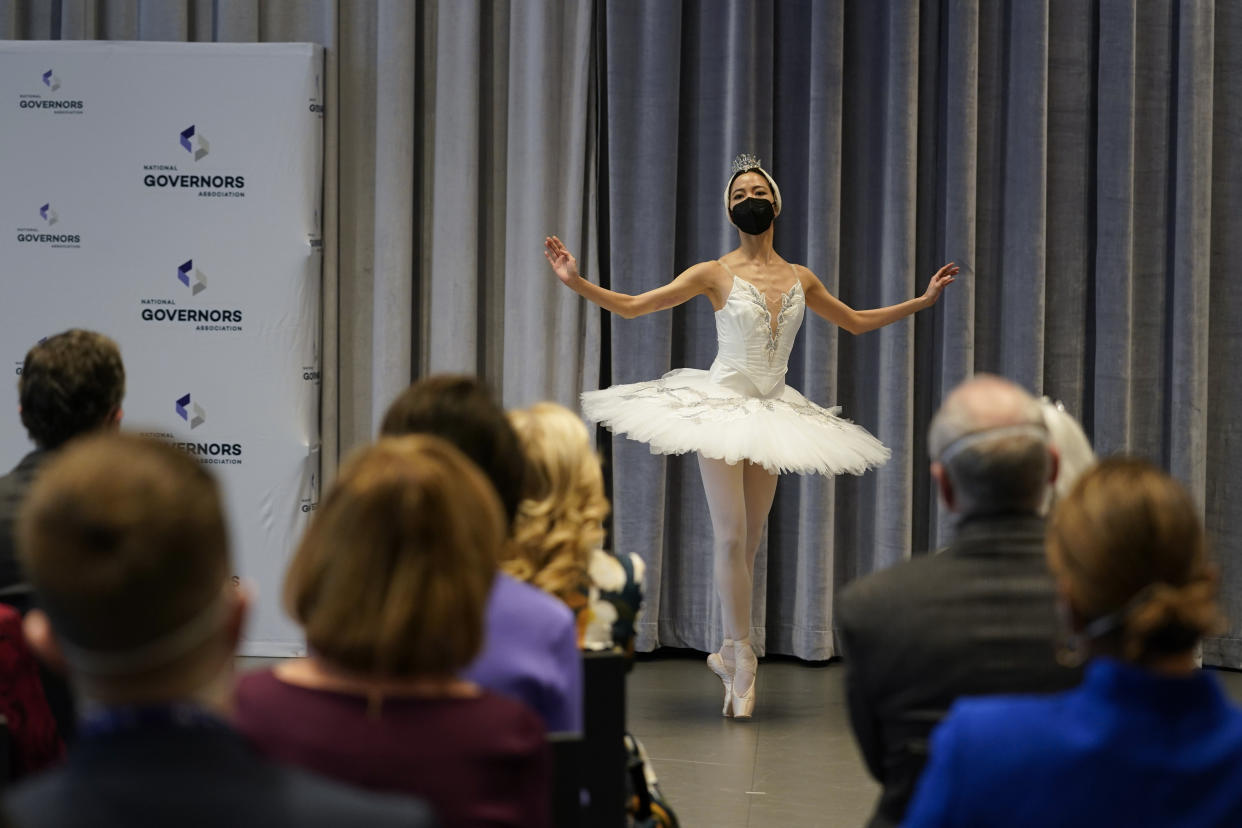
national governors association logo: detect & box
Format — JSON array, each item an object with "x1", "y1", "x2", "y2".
[
  {"x1": 180, "y1": 125, "x2": 209, "y2": 161},
  {"x1": 17, "y1": 69, "x2": 84, "y2": 113},
  {"x1": 175, "y1": 393, "x2": 206, "y2": 429},
  {"x1": 138, "y1": 257, "x2": 243, "y2": 333},
  {"x1": 141, "y1": 124, "x2": 245, "y2": 198},
  {"x1": 169, "y1": 392, "x2": 242, "y2": 465},
  {"x1": 16, "y1": 203, "x2": 80, "y2": 249},
  {"x1": 178, "y1": 259, "x2": 207, "y2": 295}
]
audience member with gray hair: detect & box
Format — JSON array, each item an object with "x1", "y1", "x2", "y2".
[
  {"x1": 836, "y1": 374, "x2": 1083, "y2": 828},
  {"x1": 925, "y1": 374, "x2": 1054, "y2": 516},
  {"x1": 905, "y1": 458, "x2": 1242, "y2": 827}
]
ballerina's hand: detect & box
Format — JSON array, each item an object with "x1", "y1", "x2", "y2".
[
  {"x1": 544, "y1": 235, "x2": 581, "y2": 286},
  {"x1": 923, "y1": 262, "x2": 959, "y2": 306}
]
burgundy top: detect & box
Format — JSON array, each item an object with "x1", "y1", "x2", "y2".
[
  {"x1": 0, "y1": 604, "x2": 64, "y2": 778},
  {"x1": 233, "y1": 670, "x2": 550, "y2": 828}
]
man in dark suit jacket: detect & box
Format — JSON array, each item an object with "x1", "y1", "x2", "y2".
[
  {"x1": 6, "y1": 433, "x2": 436, "y2": 828},
  {"x1": 0, "y1": 329, "x2": 129, "y2": 743},
  {"x1": 838, "y1": 374, "x2": 1084, "y2": 828},
  {"x1": 0, "y1": 329, "x2": 127, "y2": 609}
]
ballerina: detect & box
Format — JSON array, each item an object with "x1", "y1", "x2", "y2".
[{"x1": 545, "y1": 153, "x2": 957, "y2": 718}]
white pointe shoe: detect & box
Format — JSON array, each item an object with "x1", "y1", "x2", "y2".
[
  {"x1": 706, "y1": 640, "x2": 735, "y2": 717},
  {"x1": 730, "y1": 639, "x2": 758, "y2": 719}
]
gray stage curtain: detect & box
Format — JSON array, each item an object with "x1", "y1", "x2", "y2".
[
  {"x1": 5, "y1": 0, "x2": 1241, "y2": 664},
  {"x1": 599, "y1": 0, "x2": 1242, "y2": 664}
]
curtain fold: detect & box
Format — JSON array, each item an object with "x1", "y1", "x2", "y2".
[
  {"x1": 1042, "y1": 0, "x2": 1093, "y2": 456},
  {"x1": 600, "y1": 0, "x2": 696, "y2": 653},
  {"x1": 1167, "y1": 0, "x2": 1213, "y2": 499},
  {"x1": 5, "y1": 0, "x2": 1241, "y2": 664},
  {"x1": 423, "y1": 3, "x2": 493, "y2": 379},
  {"x1": 369, "y1": 1, "x2": 416, "y2": 436},
  {"x1": 1205, "y1": 0, "x2": 1242, "y2": 667},
  {"x1": 499, "y1": 0, "x2": 599, "y2": 408}
]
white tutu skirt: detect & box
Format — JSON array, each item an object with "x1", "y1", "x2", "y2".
[{"x1": 581, "y1": 368, "x2": 891, "y2": 476}]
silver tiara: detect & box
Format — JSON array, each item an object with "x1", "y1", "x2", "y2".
[{"x1": 730, "y1": 153, "x2": 762, "y2": 175}]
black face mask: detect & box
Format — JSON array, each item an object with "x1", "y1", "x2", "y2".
[{"x1": 730, "y1": 197, "x2": 775, "y2": 235}]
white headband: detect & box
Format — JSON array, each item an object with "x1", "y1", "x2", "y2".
[{"x1": 724, "y1": 153, "x2": 783, "y2": 216}]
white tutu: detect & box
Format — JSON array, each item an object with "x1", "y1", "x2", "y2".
[
  {"x1": 582, "y1": 368, "x2": 891, "y2": 476},
  {"x1": 587, "y1": 269, "x2": 891, "y2": 476}
]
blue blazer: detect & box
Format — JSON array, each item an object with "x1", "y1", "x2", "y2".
[{"x1": 904, "y1": 658, "x2": 1242, "y2": 827}]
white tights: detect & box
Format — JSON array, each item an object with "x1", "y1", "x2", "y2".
[{"x1": 697, "y1": 455, "x2": 778, "y2": 693}]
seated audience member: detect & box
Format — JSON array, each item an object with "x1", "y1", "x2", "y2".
[
  {"x1": 507, "y1": 402, "x2": 643, "y2": 653},
  {"x1": 904, "y1": 458, "x2": 1242, "y2": 827},
  {"x1": 1038, "y1": 396, "x2": 1096, "y2": 514},
  {"x1": 0, "y1": 329, "x2": 126, "y2": 745},
  {"x1": 0, "y1": 330, "x2": 125, "y2": 608},
  {"x1": 234, "y1": 436, "x2": 550, "y2": 828},
  {"x1": 837, "y1": 375, "x2": 1082, "y2": 828},
  {"x1": 380, "y1": 376, "x2": 581, "y2": 732},
  {"x1": 7, "y1": 434, "x2": 433, "y2": 828}
]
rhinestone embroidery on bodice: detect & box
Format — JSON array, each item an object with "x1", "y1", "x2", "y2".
[
  {"x1": 709, "y1": 270, "x2": 806, "y2": 398},
  {"x1": 731, "y1": 276, "x2": 803, "y2": 360}
]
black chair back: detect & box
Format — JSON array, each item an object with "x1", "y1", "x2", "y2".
[
  {"x1": 581, "y1": 650, "x2": 627, "y2": 828},
  {"x1": 0, "y1": 715, "x2": 11, "y2": 785},
  {"x1": 547, "y1": 731, "x2": 584, "y2": 828}
]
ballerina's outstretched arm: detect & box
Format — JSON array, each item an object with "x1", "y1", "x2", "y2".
[
  {"x1": 545, "y1": 235, "x2": 725, "y2": 319},
  {"x1": 799, "y1": 262, "x2": 959, "y2": 335}
]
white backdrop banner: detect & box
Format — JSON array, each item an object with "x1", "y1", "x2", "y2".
[{"x1": 0, "y1": 41, "x2": 324, "y2": 656}]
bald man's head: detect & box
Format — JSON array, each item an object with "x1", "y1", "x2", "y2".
[{"x1": 928, "y1": 375, "x2": 1053, "y2": 516}]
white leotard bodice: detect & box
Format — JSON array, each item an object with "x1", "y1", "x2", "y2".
[{"x1": 708, "y1": 264, "x2": 806, "y2": 399}]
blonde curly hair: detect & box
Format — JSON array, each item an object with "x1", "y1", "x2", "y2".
[{"x1": 505, "y1": 402, "x2": 610, "y2": 606}]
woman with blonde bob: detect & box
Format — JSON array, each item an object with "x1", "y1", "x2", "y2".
[
  {"x1": 233, "y1": 436, "x2": 550, "y2": 828},
  {"x1": 904, "y1": 458, "x2": 1242, "y2": 827},
  {"x1": 507, "y1": 403, "x2": 644, "y2": 653}
]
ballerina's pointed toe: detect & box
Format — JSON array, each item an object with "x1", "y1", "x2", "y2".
[
  {"x1": 708, "y1": 640, "x2": 758, "y2": 719},
  {"x1": 706, "y1": 651, "x2": 734, "y2": 717},
  {"x1": 729, "y1": 639, "x2": 758, "y2": 719},
  {"x1": 729, "y1": 680, "x2": 756, "y2": 718}
]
